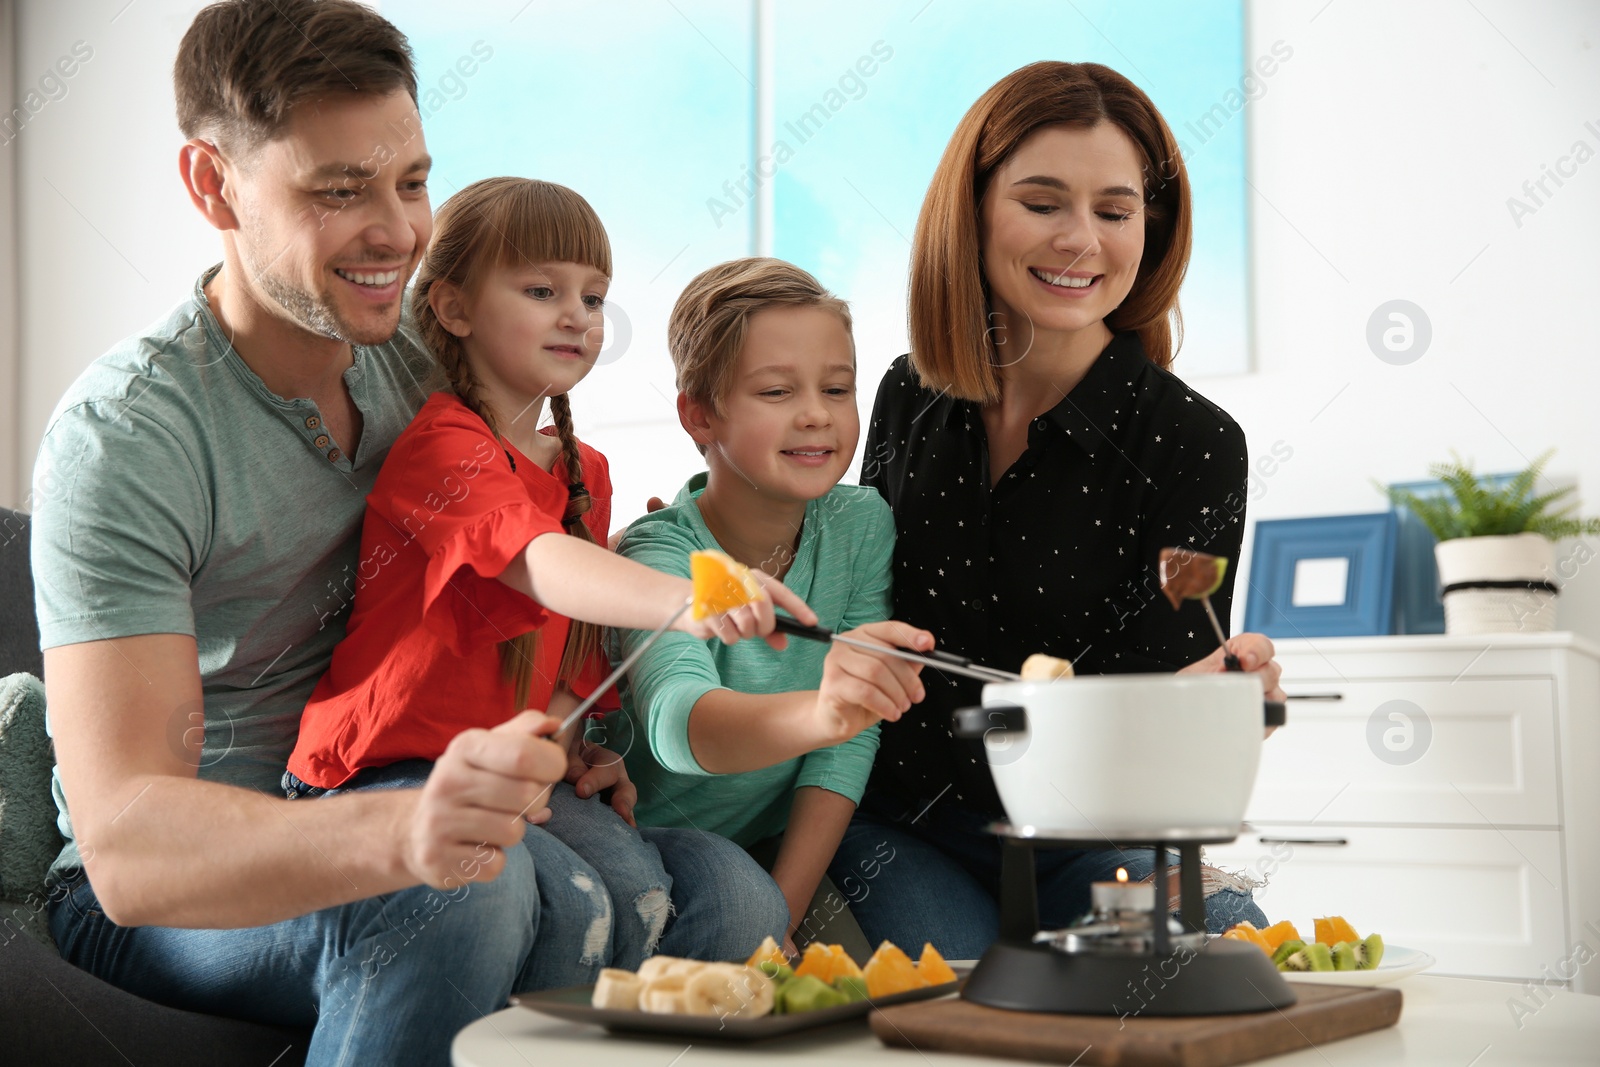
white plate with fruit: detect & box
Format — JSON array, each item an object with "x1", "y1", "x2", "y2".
[
  {"x1": 512, "y1": 938, "x2": 964, "y2": 1039},
  {"x1": 1220, "y1": 915, "x2": 1434, "y2": 987}
]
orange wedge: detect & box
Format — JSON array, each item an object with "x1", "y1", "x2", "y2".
[
  {"x1": 917, "y1": 943, "x2": 958, "y2": 985},
  {"x1": 744, "y1": 935, "x2": 787, "y2": 970},
  {"x1": 863, "y1": 941, "x2": 927, "y2": 997},
  {"x1": 793, "y1": 942, "x2": 838, "y2": 983},
  {"x1": 828, "y1": 944, "x2": 864, "y2": 981},
  {"x1": 1314, "y1": 916, "x2": 1360, "y2": 947},
  {"x1": 1221, "y1": 922, "x2": 1271, "y2": 953},
  {"x1": 1260, "y1": 921, "x2": 1302, "y2": 951},
  {"x1": 689, "y1": 549, "x2": 763, "y2": 620}
]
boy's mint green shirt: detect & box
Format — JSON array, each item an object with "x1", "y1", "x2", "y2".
[{"x1": 608, "y1": 473, "x2": 896, "y2": 846}]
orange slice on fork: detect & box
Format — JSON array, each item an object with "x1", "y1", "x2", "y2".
[{"x1": 689, "y1": 549, "x2": 764, "y2": 620}]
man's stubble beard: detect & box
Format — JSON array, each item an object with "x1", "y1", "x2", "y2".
[{"x1": 242, "y1": 224, "x2": 400, "y2": 347}]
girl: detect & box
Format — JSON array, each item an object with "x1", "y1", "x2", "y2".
[
  {"x1": 284, "y1": 178, "x2": 807, "y2": 977},
  {"x1": 826, "y1": 62, "x2": 1284, "y2": 956}
]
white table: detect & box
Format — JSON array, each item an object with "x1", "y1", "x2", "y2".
[{"x1": 453, "y1": 974, "x2": 1600, "y2": 1066}]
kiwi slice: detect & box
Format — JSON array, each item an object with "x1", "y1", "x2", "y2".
[
  {"x1": 1358, "y1": 933, "x2": 1385, "y2": 971},
  {"x1": 1331, "y1": 942, "x2": 1359, "y2": 971},
  {"x1": 1277, "y1": 941, "x2": 1335, "y2": 972},
  {"x1": 832, "y1": 975, "x2": 869, "y2": 1003},
  {"x1": 777, "y1": 974, "x2": 848, "y2": 1013},
  {"x1": 1270, "y1": 939, "x2": 1306, "y2": 967}
]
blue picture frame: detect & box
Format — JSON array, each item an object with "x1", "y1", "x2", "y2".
[{"x1": 1245, "y1": 514, "x2": 1398, "y2": 638}]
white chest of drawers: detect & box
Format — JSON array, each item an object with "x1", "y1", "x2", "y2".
[{"x1": 1203, "y1": 633, "x2": 1600, "y2": 992}]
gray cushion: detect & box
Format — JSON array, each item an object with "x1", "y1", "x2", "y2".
[
  {"x1": 1, "y1": 673, "x2": 60, "y2": 946},
  {"x1": 0, "y1": 508, "x2": 43, "y2": 681}
]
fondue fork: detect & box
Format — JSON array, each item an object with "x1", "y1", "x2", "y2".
[
  {"x1": 557, "y1": 599, "x2": 692, "y2": 734},
  {"x1": 773, "y1": 616, "x2": 1021, "y2": 684},
  {"x1": 1198, "y1": 598, "x2": 1244, "y2": 672}
]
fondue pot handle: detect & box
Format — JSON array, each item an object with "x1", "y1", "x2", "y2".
[
  {"x1": 952, "y1": 703, "x2": 1027, "y2": 739},
  {"x1": 1264, "y1": 700, "x2": 1287, "y2": 727}
]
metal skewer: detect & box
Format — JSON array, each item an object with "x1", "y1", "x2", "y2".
[
  {"x1": 557, "y1": 598, "x2": 692, "y2": 734},
  {"x1": 774, "y1": 616, "x2": 1020, "y2": 684},
  {"x1": 1198, "y1": 597, "x2": 1243, "y2": 672}
]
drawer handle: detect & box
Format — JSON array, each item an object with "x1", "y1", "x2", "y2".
[
  {"x1": 1255, "y1": 836, "x2": 1349, "y2": 847},
  {"x1": 1286, "y1": 693, "x2": 1343, "y2": 701}
]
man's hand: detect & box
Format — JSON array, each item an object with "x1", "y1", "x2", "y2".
[
  {"x1": 403, "y1": 711, "x2": 567, "y2": 890},
  {"x1": 814, "y1": 621, "x2": 932, "y2": 744}
]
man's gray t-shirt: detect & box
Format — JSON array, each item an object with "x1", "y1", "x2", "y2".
[{"x1": 31, "y1": 265, "x2": 439, "y2": 880}]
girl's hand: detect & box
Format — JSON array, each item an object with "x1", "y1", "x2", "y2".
[
  {"x1": 566, "y1": 735, "x2": 638, "y2": 826},
  {"x1": 674, "y1": 569, "x2": 818, "y2": 650}
]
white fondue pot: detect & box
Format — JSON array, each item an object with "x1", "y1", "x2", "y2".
[{"x1": 952, "y1": 673, "x2": 1279, "y2": 839}]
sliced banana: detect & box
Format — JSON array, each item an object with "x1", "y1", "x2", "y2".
[
  {"x1": 1020, "y1": 653, "x2": 1075, "y2": 681},
  {"x1": 683, "y1": 964, "x2": 775, "y2": 1019},
  {"x1": 664, "y1": 959, "x2": 707, "y2": 977},
  {"x1": 636, "y1": 955, "x2": 695, "y2": 981},
  {"x1": 640, "y1": 974, "x2": 690, "y2": 1014},
  {"x1": 590, "y1": 968, "x2": 643, "y2": 1010}
]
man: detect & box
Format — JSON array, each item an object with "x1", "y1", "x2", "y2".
[{"x1": 30, "y1": 3, "x2": 781, "y2": 1063}]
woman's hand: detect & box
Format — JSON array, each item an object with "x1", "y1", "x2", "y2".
[
  {"x1": 674, "y1": 569, "x2": 819, "y2": 650},
  {"x1": 1177, "y1": 633, "x2": 1285, "y2": 737}
]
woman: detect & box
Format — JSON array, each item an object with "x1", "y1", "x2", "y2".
[{"x1": 827, "y1": 61, "x2": 1284, "y2": 958}]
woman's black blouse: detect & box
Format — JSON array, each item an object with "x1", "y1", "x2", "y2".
[{"x1": 860, "y1": 332, "x2": 1250, "y2": 816}]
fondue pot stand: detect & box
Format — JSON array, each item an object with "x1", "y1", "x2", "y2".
[{"x1": 950, "y1": 676, "x2": 1293, "y2": 1016}]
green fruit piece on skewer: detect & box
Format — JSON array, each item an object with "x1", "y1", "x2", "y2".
[{"x1": 1158, "y1": 547, "x2": 1229, "y2": 610}]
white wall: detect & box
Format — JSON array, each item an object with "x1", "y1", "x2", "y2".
[
  {"x1": 1222, "y1": 0, "x2": 1600, "y2": 638},
  {"x1": 8, "y1": 0, "x2": 1600, "y2": 640}
]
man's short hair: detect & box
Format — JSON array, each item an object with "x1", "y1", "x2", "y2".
[
  {"x1": 174, "y1": 0, "x2": 418, "y2": 155},
  {"x1": 667, "y1": 257, "x2": 853, "y2": 419}
]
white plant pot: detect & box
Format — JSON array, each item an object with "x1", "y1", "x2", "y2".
[{"x1": 1434, "y1": 533, "x2": 1558, "y2": 635}]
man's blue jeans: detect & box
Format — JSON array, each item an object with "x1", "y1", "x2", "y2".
[
  {"x1": 50, "y1": 764, "x2": 786, "y2": 1066},
  {"x1": 827, "y1": 790, "x2": 1270, "y2": 960}
]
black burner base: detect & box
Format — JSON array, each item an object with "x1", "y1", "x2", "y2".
[{"x1": 961, "y1": 938, "x2": 1298, "y2": 1016}]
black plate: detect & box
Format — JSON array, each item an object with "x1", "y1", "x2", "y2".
[{"x1": 511, "y1": 972, "x2": 966, "y2": 1041}]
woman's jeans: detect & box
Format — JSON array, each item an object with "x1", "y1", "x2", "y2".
[
  {"x1": 51, "y1": 761, "x2": 786, "y2": 1067},
  {"x1": 827, "y1": 789, "x2": 1270, "y2": 960}
]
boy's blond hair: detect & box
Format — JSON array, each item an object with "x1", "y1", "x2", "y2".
[{"x1": 668, "y1": 258, "x2": 853, "y2": 419}]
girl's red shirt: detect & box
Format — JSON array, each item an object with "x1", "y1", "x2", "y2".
[{"x1": 287, "y1": 392, "x2": 617, "y2": 789}]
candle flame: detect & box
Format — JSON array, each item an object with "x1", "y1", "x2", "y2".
[{"x1": 1116, "y1": 868, "x2": 1128, "y2": 884}]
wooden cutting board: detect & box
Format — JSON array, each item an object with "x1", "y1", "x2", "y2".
[{"x1": 870, "y1": 983, "x2": 1401, "y2": 1067}]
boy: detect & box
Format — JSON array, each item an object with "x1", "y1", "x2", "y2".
[{"x1": 612, "y1": 258, "x2": 932, "y2": 953}]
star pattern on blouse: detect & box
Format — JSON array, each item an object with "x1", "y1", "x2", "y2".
[{"x1": 858, "y1": 342, "x2": 1249, "y2": 816}]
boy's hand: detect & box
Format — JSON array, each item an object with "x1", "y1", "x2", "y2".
[
  {"x1": 565, "y1": 733, "x2": 639, "y2": 826},
  {"x1": 675, "y1": 569, "x2": 818, "y2": 650},
  {"x1": 403, "y1": 710, "x2": 566, "y2": 890},
  {"x1": 815, "y1": 621, "x2": 932, "y2": 743}
]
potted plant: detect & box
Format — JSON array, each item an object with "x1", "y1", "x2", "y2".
[{"x1": 1383, "y1": 450, "x2": 1600, "y2": 635}]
